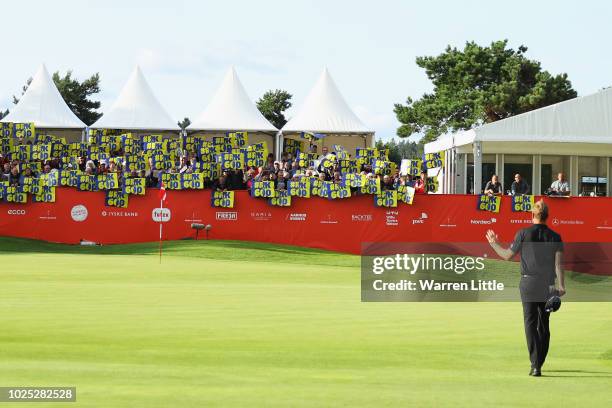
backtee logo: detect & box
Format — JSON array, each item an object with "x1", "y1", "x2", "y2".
[{"x1": 352, "y1": 214, "x2": 373, "y2": 222}]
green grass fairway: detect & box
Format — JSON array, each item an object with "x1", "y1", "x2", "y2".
[{"x1": 0, "y1": 238, "x2": 611, "y2": 407}]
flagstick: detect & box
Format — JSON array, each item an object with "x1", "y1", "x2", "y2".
[{"x1": 159, "y1": 198, "x2": 163, "y2": 264}]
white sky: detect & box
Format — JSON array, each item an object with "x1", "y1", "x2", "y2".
[{"x1": 1, "y1": 0, "x2": 610, "y2": 140}]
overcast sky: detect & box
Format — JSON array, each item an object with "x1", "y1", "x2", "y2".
[{"x1": 1, "y1": 0, "x2": 610, "y2": 140}]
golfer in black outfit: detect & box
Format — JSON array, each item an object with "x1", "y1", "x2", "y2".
[{"x1": 486, "y1": 200, "x2": 566, "y2": 377}]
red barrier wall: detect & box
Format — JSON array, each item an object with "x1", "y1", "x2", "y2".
[{"x1": 1, "y1": 190, "x2": 611, "y2": 254}]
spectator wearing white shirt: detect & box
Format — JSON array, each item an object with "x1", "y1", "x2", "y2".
[{"x1": 549, "y1": 172, "x2": 570, "y2": 196}]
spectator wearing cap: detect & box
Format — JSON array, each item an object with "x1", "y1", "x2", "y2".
[{"x1": 98, "y1": 159, "x2": 109, "y2": 175}]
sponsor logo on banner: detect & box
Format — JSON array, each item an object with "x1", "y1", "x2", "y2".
[
  {"x1": 152, "y1": 208, "x2": 171, "y2": 222},
  {"x1": 39, "y1": 210, "x2": 57, "y2": 220},
  {"x1": 385, "y1": 210, "x2": 399, "y2": 226},
  {"x1": 596, "y1": 219, "x2": 612, "y2": 230},
  {"x1": 251, "y1": 211, "x2": 272, "y2": 221},
  {"x1": 439, "y1": 216, "x2": 457, "y2": 228},
  {"x1": 412, "y1": 212, "x2": 428, "y2": 224},
  {"x1": 7, "y1": 209, "x2": 26, "y2": 216},
  {"x1": 470, "y1": 217, "x2": 497, "y2": 225},
  {"x1": 510, "y1": 218, "x2": 532, "y2": 224},
  {"x1": 286, "y1": 213, "x2": 307, "y2": 221},
  {"x1": 216, "y1": 211, "x2": 238, "y2": 221},
  {"x1": 320, "y1": 214, "x2": 338, "y2": 224},
  {"x1": 102, "y1": 210, "x2": 139, "y2": 217},
  {"x1": 71, "y1": 205, "x2": 88, "y2": 222},
  {"x1": 551, "y1": 218, "x2": 584, "y2": 226},
  {"x1": 352, "y1": 214, "x2": 373, "y2": 222}
]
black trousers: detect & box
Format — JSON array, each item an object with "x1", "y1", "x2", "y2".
[
  {"x1": 520, "y1": 276, "x2": 552, "y2": 369},
  {"x1": 521, "y1": 301, "x2": 551, "y2": 369}
]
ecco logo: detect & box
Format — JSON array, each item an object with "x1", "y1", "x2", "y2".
[{"x1": 7, "y1": 209, "x2": 26, "y2": 215}]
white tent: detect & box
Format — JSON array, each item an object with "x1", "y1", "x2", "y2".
[
  {"x1": 282, "y1": 68, "x2": 371, "y2": 134},
  {"x1": 424, "y1": 87, "x2": 612, "y2": 195},
  {"x1": 188, "y1": 67, "x2": 277, "y2": 132},
  {"x1": 1, "y1": 64, "x2": 85, "y2": 128},
  {"x1": 91, "y1": 66, "x2": 178, "y2": 131}
]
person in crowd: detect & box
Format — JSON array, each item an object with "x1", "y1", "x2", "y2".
[
  {"x1": 268, "y1": 171, "x2": 278, "y2": 188},
  {"x1": 549, "y1": 172, "x2": 570, "y2": 196},
  {"x1": 272, "y1": 161, "x2": 282, "y2": 175},
  {"x1": 244, "y1": 168, "x2": 257, "y2": 190},
  {"x1": 414, "y1": 171, "x2": 427, "y2": 194},
  {"x1": 145, "y1": 168, "x2": 158, "y2": 188},
  {"x1": 277, "y1": 171, "x2": 289, "y2": 190},
  {"x1": 8, "y1": 166, "x2": 21, "y2": 186},
  {"x1": 98, "y1": 159, "x2": 109, "y2": 175},
  {"x1": 382, "y1": 174, "x2": 395, "y2": 190},
  {"x1": 213, "y1": 173, "x2": 229, "y2": 191},
  {"x1": 264, "y1": 153, "x2": 275, "y2": 172},
  {"x1": 77, "y1": 156, "x2": 87, "y2": 172},
  {"x1": 333, "y1": 171, "x2": 342, "y2": 184},
  {"x1": 2, "y1": 162, "x2": 11, "y2": 180},
  {"x1": 178, "y1": 156, "x2": 190, "y2": 173},
  {"x1": 85, "y1": 160, "x2": 97, "y2": 175},
  {"x1": 317, "y1": 146, "x2": 329, "y2": 162},
  {"x1": 511, "y1": 173, "x2": 531, "y2": 195},
  {"x1": 484, "y1": 174, "x2": 503, "y2": 196}
]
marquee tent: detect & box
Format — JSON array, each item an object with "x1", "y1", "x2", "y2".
[
  {"x1": 91, "y1": 66, "x2": 178, "y2": 132},
  {"x1": 281, "y1": 68, "x2": 373, "y2": 157},
  {"x1": 1, "y1": 64, "x2": 85, "y2": 141},
  {"x1": 188, "y1": 67, "x2": 277, "y2": 152},
  {"x1": 425, "y1": 87, "x2": 612, "y2": 196}
]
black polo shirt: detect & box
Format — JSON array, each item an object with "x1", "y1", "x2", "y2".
[{"x1": 510, "y1": 224, "x2": 563, "y2": 283}]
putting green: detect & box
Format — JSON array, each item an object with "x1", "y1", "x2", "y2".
[{"x1": 0, "y1": 238, "x2": 610, "y2": 407}]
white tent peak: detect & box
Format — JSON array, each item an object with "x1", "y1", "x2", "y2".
[
  {"x1": 1, "y1": 63, "x2": 86, "y2": 128},
  {"x1": 188, "y1": 67, "x2": 277, "y2": 132},
  {"x1": 91, "y1": 66, "x2": 178, "y2": 130},
  {"x1": 282, "y1": 68, "x2": 371, "y2": 134}
]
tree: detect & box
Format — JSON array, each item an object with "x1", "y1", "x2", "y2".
[
  {"x1": 13, "y1": 71, "x2": 102, "y2": 126},
  {"x1": 256, "y1": 89, "x2": 292, "y2": 129},
  {"x1": 394, "y1": 40, "x2": 577, "y2": 143},
  {"x1": 375, "y1": 138, "x2": 424, "y2": 166},
  {"x1": 178, "y1": 117, "x2": 191, "y2": 130}
]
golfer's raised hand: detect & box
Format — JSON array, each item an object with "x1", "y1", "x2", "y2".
[{"x1": 486, "y1": 229, "x2": 499, "y2": 245}]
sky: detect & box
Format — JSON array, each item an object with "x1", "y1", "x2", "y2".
[{"x1": 1, "y1": 0, "x2": 611, "y2": 141}]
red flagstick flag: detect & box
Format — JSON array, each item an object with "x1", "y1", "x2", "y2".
[{"x1": 158, "y1": 183, "x2": 167, "y2": 203}]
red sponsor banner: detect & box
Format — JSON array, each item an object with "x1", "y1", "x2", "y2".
[{"x1": 0, "y1": 190, "x2": 611, "y2": 254}]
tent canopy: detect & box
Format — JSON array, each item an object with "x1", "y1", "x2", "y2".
[
  {"x1": 425, "y1": 87, "x2": 612, "y2": 153},
  {"x1": 282, "y1": 68, "x2": 371, "y2": 134},
  {"x1": 188, "y1": 67, "x2": 277, "y2": 132},
  {"x1": 91, "y1": 66, "x2": 178, "y2": 131},
  {"x1": 1, "y1": 64, "x2": 86, "y2": 129}
]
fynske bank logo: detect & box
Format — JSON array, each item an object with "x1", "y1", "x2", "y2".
[
  {"x1": 104, "y1": 211, "x2": 139, "y2": 218},
  {"x1": 71, "y1": 205, "x2": 88, "y2": 222},
  {"x1": 216, "y1": 211, "x2": 238, "y2": 221},
  {"x1": 287, "y1": 213, "x2": 307, "y2": 221}
]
